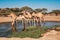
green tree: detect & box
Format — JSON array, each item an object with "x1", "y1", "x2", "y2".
[
  {"x1": 34, "y1": 8, "x2": 42, "y2": 13},
  {"x1": 52, "y1": 10, "x2": 60, "y2": 16},
  {"x1": 20, "y1": 6, "x2": 33, "y2": 12},
  {"x1": 42, "y1": 8, "x2": 47, "y2": 14}
]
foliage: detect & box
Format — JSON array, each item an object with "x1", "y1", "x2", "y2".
[
  {"x1": 34, "y1": 8, "x2": 42, "y2": 13},
  {"x1": 8, "y1": 26, "x2": 48, "y2": 38},
  {"x1": 20, "y1": 6, "x2": 33, "y2": 12},
  {"x1": 52, "y1": 10, "x2": 60, "y2": 16},
  {"x1": 0, "y1": 6, "x2": 60, "y2": 16}
]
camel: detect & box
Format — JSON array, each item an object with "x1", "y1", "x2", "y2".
[
  {"x1": 25, "y1": 11, "x2": 32, "y2": 26},
  {"x1": 21, "y1": 11, "x2": 32, "y2": 27},
  {"x1": 21, "y1": 11, "x2": 44, "y2": 27},
  {"x1": 31, "y1": 12, "x2": 44, "y2": 27},
  {"x1": 31, "y1": 12, "x2": 37, "y2": 26},
  {"x1": 36, "y1": 12, "x2": 44, "y2": 27},
  {"x1": 8, "y1": 12, "x2": 17, "y2": 32},
  {"x1": 17, "y1": 11, "x2": 44, "y2": 31},
  {"x1": 16, "y1": 12, "x2": 44, "y2": 30},
  {"x1": 7, "y1": 11, "x2": 44, "y2": 31},
  {"x1": 18, "y1": 11, "x2": 31, "y2": 31},
  {"x1": 17, "y1": 14, "x2": 27, "y2": 31},
  {"x1": 17, "y1": 15, "x2": 26, "y2": 20},
  {"x1": 37, "y1": 12, "x2": 44, "y2": 22}
]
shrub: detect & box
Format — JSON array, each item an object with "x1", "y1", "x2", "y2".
[{"x1": 9, "y1": 26, "x2": 48, "y2": 38}]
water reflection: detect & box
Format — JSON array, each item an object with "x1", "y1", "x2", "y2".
[
  {"x1": 0, "y1": 21, "x2": 60, "y2": 32},
  {"x1": 0, "y1": 22, "x2": 11, "y2": 32},
  {"x1": 16, "y1": 21, "x2": 23, "y2": 32},
  {"x1": 0, "y1": 22, "x2": 12, "y2": 37},
  {"x1": 0, "y1": 21, "x2": 60, "y2": 37},
  {"x1": 44, "y1": 22, "x2": 60, "y2": 27}
]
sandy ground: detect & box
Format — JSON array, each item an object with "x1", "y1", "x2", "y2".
[
  {"x1": 0, "y1": 16, "x2": 60, "y2": 40},
  {"x1": 0, "y1": 16, "x2": 60, "y2": 23},
  {"x1": 0, "y1": 30, "x2": 60, "y2": 40},
  {"x1": 0, "y1": 17, "x2": 12, "y2": 23},
  {"x1": 44, "y1": 16, "x2": 60, "y2": 22}
]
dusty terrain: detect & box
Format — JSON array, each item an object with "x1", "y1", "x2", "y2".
[
  {"x1": 0, "y1": 17, "x2": 12, "y2": 23},
  {"x1": 0, "y1": 16, "x2": 60, "y2": 40},
  {"x1": 0, "y1": 30, "x2": 60, "y2": 40},
  {"x1": 0, "y1": 16, "x2": 60, "y2": 23},
  {"x1": 44, "y1": 16, "x2": 60, "y2": 22}
]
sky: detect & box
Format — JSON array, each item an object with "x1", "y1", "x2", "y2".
[{"x1": 0, "y1": 0, "x2": 60, "y2": 12}]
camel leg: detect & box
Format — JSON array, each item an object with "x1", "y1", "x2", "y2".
[
  {"x1": 28, "y1": 20, "x2": 30, "y2": 27},
  {"x1": 36, "y1": 19, "x2": 41, "y2": 28},
  {"x1": 38, "y1": 20, "x2": 41, "y2": 27},
  {"x1": 11, "y1": 20, "x2": 17, "y2": 32},
  {"x1": 31, "y1": 19, "x2": 33, "y2": 26},
  {"x1": 36, "y1": 20, "x2": 38, "y2": 27},
  {"x1": 22, "y1": 19, "x2": 26, "y2": 31},
  {"x1": 31, "y1": 19, "x2": 32, "y2": 26},
  {"x1": 26, "y1": 20, "x2": 28, "y2": 27},
  {"x1": 33, "y1": 19, "x2": 35, "y2": 26},
  {"x1": 40, "y1": 17, "x2": 44, "y2": 27}
]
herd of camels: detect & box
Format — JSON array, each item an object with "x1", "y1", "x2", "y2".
[{"x1": 8, "y1": 11, "x2": 44, "y2": 32}]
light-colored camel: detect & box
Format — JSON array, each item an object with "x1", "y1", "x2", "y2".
[
  {"x1": 31, "y1": 12, "x2": 37, "y2": 26},
  {"x1": 21, "y1": 11, "x2": 32, "y2": 21},
  {"x1": 20, "y1": 11, "x2": 31, "y2": 30},
  {"x1": 36, "y1": 12, "x2": 44, "y2": 22},
  {"x1": 21, "y1": 11, "x2": 32, "y2": 19},
  {"x1": 8, "y1": 13, "x2": 17, "y2": 25},
  {"x1": 17, "y1": 15, "x2": 26, "y2": 20},
  {"x1": 36, "y1": 12, "x2": 44, "y2": 27},
  {"x1": 18, "y1": 11, "x2": 44, "y2": 29},
  {"x1": 8, "y1": 12, "x2": 17, "y2": 32},
  {"x1": 32, "y1": 12, "x2": 44, "y2": 27},
  {"x1": 17, "y1": 14, "x2": 27, "y2": 31}
]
